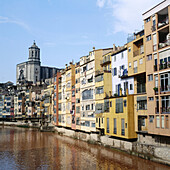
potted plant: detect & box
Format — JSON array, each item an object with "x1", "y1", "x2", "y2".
[
  {"x1": 114, "y1": 93, "x2": 118, "y2": 97},
  {"x1": 153, "y1": 87, "x2": 158, "y2": 93}
]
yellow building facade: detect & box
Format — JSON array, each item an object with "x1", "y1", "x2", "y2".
[
  {"x1": 104, "y1": 95, "x2": 137, "y2": 139},
  {"x1": 127, "y1": 30, "x2": 148, "y2": 133}
]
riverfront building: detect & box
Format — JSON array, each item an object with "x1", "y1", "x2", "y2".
[
  {"x1": 127, "y1": 30, "x2": 148, "y2": 134},
  {"x1": 142, "y1": 0, "x2": 170, "y2": 142}
]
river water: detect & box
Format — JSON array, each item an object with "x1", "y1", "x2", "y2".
[{"x1": 0, "y1": 126, "x2": 169, "y2": 170}]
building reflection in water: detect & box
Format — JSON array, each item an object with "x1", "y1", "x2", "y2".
[{"x1": 0, "y1": 127, "x2": 169, "y2": 170}]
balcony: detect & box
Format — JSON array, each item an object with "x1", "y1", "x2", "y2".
[
  {"x1": 137, "y1": 84, "x2": 146, "y2": 94},
  {"x1": 159, "y1": 40, "x2": 170, "y2": 49},
  {"x1": 158, "y1": 15, "x2": 169, "y2": 29},
  {"x1": 118, "y1": 69, "x2": 128, "y2": 78},
  {"x1": 159, "y1": 62, "x2": 170, "y2": 70},
  {"x1": 133, "y1": 48, "x2": 144, "y2": 57},
  {"x1": 95, "y1": 70, "x2": 103, "y2": 76},
  {"x1": 160, "y1": 85, "x2": 170, "y2": 93},
  {"x1": 100, "y1": 57, "x2": 111, "y2": 66},
  {"x1": 161, "y1": 107, "x2": 170, "y2": 114}
]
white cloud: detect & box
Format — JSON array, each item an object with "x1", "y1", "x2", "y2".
[
  {"x1": 0, "y1": 16, "x2": 30, "y2": 31},
  {"x1": 96, "y1": 0, "x2": 106, "y2": 8},
  {"x1": 97, "y1": 0, "x2": 162, "y2": 34}
]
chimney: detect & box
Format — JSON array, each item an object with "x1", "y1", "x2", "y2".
[
  {"x1": 113, "y1": 44, "x2": 116, "y2": 51},
  {"x1": 93, "y1": 47, "x2": 95, "y2": 50},
  {"x1": 65, "y1": 64, "x2": 67, "y2": 69}
]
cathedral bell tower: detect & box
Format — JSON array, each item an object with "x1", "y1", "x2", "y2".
[{"x1": 28, "y1": 40, "x2": 40, "y2": 63}]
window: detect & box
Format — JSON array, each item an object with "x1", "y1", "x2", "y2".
[
  {"x1": 130, "y1": 84, "x2": 133, "y2": 90},
  {"x1": 114, "y1": 118, "x2": 117, "y2": 134},
  {"x1": 124, "y1": 100, "x2": 127, "y2": 107},
  {"x1": 129, "y1": 62, "x2": 131, "y2": 68},
  {"x1": 110, "y1": 101, "x2": 112, "y2": 107},
  {"x1": 95, "y1": 86, "x2": 104, "y2": 94},
  {"x1": 104, "y1": 100, "x2": 109, "y2": 112},
  {"x1": 76, "y1": 98, "x2": 80, "y2": 103},
  {"x1": 76, "y1": 106, "x2": 80, "y2": 113},
  {"x1": 58, "y1": 103, "x2": 62, "y2": 111},
  {"x1": 91, "y1": 104, "x2": 93, "y2": 110},
  {"x1": 95, "y1": 103, "x2": 104, "y2": 114},
  {"x1": 86, "y1": 105, "x2": 90, "y2": 110},
  {"x1": 82, "y1": 105, "x2": 84, "y2": 111},
  {"x1": 148, "y1": 97, "x2": 154, "y2": 101},
  {"x1": 146, "y1": 35, "x2": 151, "y2": 41},
  {"x1": 107, "y1": 118, "x2": 109, "y2": 133},
  {"x1": 88, "y1": 76, "x2": 93, "y2": 83},
  {"x1": 114, "y1": 56, "x2": 116, "y2": 62},
  {"x1": 95, "y1": 75, "x2": 103, "y2": 82},
  {"x1": 113, "y1": 67, "x2": 117, "y2": 76},
  {"x1": 149, "y1": 115, "x2": 154, "y2": 123},
  {"x1": 145, "y1": 17, "x2": 150, "y2": 23},
  {"x1": 161, "y1": 116, "x2": 164, "y2": 128},
  {"x1": 156, "y1": 116, "x2": 160, "y2": 128},
  {"x1": 128, "y1": 47, "x2": 131, "y2": 52},
  {"x1": 160, "y1": 73, "x2": 170, "y2": 92},
  {"x1": 147, "y1": 54, "x2": 152, "y2": 61},
  {"x1": 121, "y1": 52, "x2": 124, "y2": 59},
  {"x1": 116, "y1": 98, "x2": 123, "y2": 113},
  {"x1": 137, "y1": 97, "x2": 147, "y2": 110},
  {"x1": 134, "y1": 60, "x2": 137, "y2": 73},
  {"x1": 161, "y1": 96, "x2": 170, "y2": 113},
  {"x1": 139, "y1": 58, "x2": 143, "y2": 64},
  {"x1": 165, "y1": 116, "x2": 169, "y2": 129},
  {"x1": 121, "y1": 118, "x2": 125, "y2": 136},
  {"x1": 82, "y1": 89, "x2": 93, "y2": 100},
  {"x1": 91, "y1": 122, "x2": 95, "y2": 127},
  {"x1": 148, "y1": 74, "x2": 153, "y2": 81}
]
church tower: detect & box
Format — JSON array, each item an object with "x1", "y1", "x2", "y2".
[
  {"x1": 28, "y1": 40, "x2": 40, "y2": 62},
  {"x1": 27, "y1": 41, "x2": 41, "y2": 84}
]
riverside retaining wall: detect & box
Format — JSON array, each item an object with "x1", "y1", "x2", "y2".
[{"x1": 55, "y1": 127, "x2": 170, "y2": 166}]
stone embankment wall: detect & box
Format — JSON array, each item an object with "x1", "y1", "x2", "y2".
[
  {"x1": 55, "y1": 127, "x2": 170, "y2": 166},
  {"x1": 1, "y1": 122, "x2": 169, "y2": 166}
]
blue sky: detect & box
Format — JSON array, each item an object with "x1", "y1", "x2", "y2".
[{"x1": 0, "y1": 0, "x2": 162, "y2": 83}]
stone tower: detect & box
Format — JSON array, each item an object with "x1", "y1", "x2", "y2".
[
  {"x1": 28, "y1": 40, "x2": 40, "y2": 62},
  {"x1": 27, "y1": 41, "x2": 41, "y2": 84}
]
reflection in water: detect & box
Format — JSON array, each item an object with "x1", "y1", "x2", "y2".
[{"x1": 0, "y1": 126, "x2": 169, "y2": 170}]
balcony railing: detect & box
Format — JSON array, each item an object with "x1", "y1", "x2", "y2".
[
  {"x1": 100, "y1": 57, "x2": 111, "y2": 66},
  {"x1": 161, "y1": 107, "x2": 170, "y2": 114},
  {"x1": 118, "y1": 69, "x2": 128, "y2": 78},
  {"x1": 133, "y1": 48, "x2": 144, "y2": 57},
  {"x1": 159, "y1": 62, "x2": 170, "y2": 70},
  {"x1": 158, "y1": 16, "x2": 169, "y2": 28},
  {"x1": 160, "y1": 85, "x2": 170, "y2": 93},
  {"x1": 159, "y1": 40, "x2": 170, "y2": 49}
]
